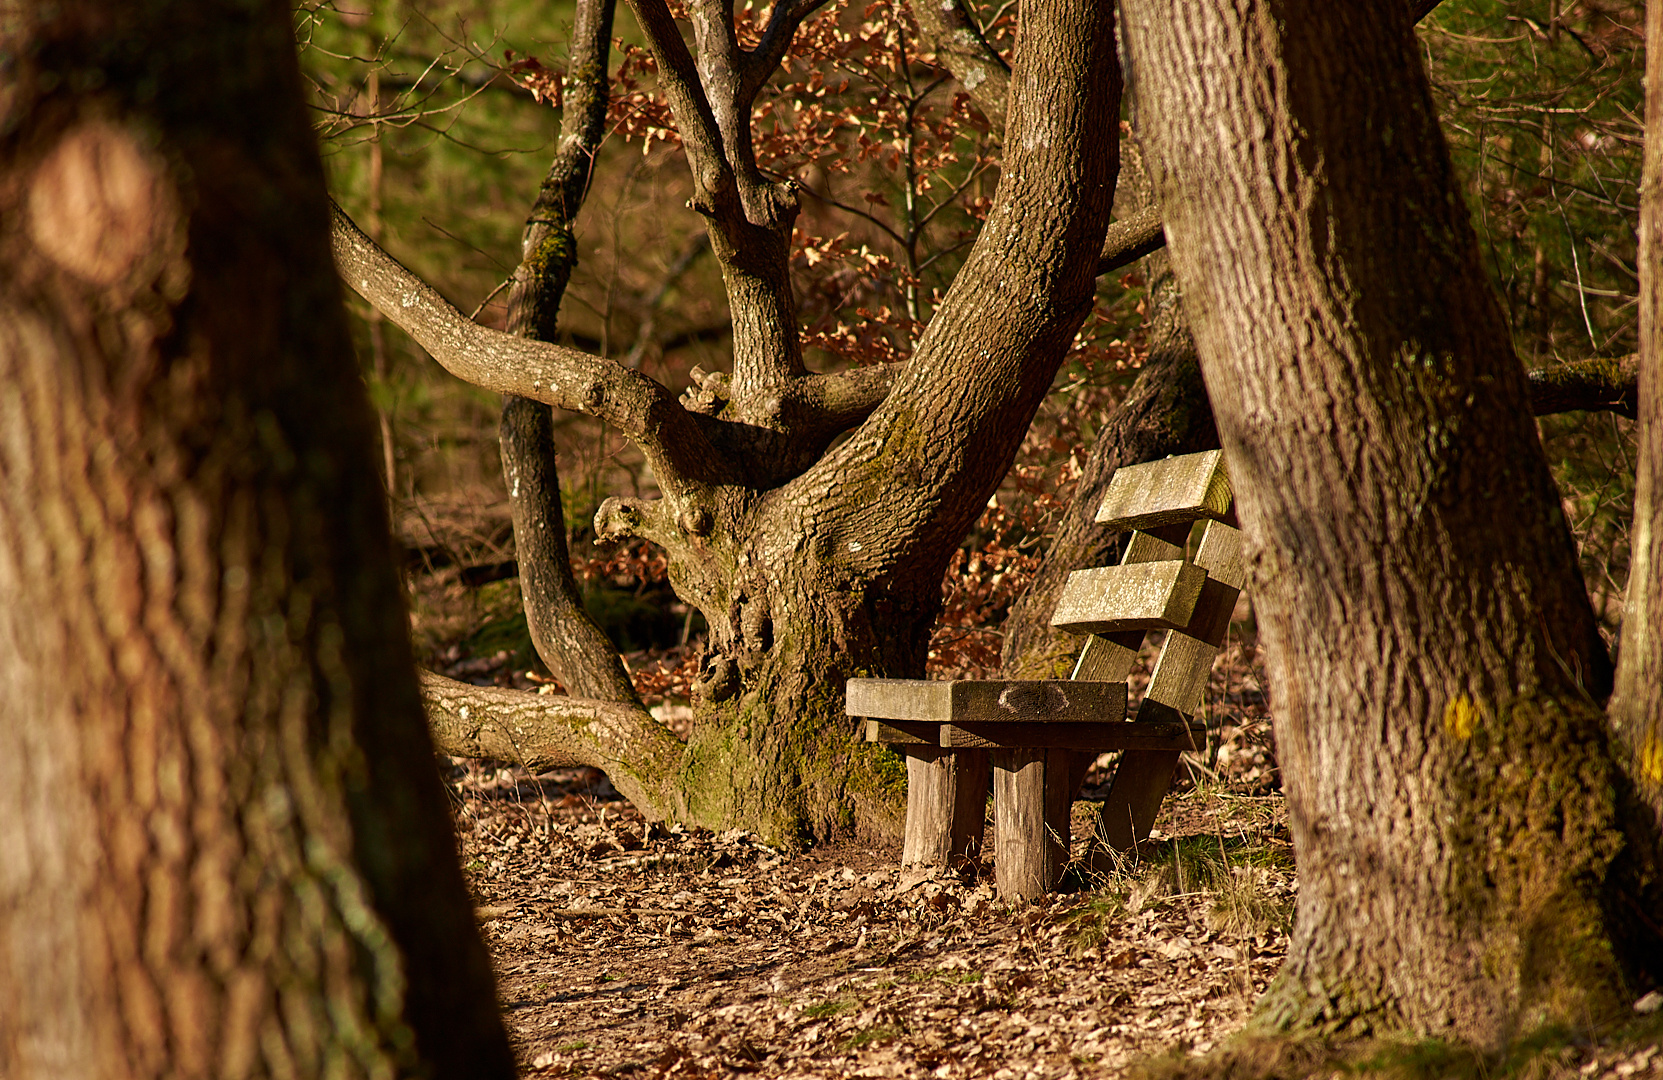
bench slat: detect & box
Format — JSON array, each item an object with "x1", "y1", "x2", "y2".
[
  {"x1": 1094, "y1": 449, "x2": 1232, "y2": 531},
  {"x1": 847, "y1": 678, "x2": 1127, "y2": 724},
  {"x1": 1097, "y1": 445, "x2": 1230, "y2": 529},
  {"x1": 941, "y1": 719, "x2": 1204, "y2": 751},
  {"x1": 1050, "y1": 559, "x2": 1207, "y2": 634},
  {"x1": 863, "y1": 719, "x2": 938, "y2": 744}
]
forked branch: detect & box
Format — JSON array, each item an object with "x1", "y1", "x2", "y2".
[{"x1": 624, "y1": 0, "x2": 807, "y2": 394}]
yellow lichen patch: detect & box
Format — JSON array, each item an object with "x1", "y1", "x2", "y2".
[
  {"x1": 1639, "y1": 732, "x2": 1663, "y2": 785},
  {"x1": 1443, "y1": 695, "x2": 1479, "y2": 739}
]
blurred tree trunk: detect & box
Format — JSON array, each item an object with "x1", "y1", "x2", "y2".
[
  {"x1": 0, "y1": 2, "x2": 515, "y2": 1076},
  {"x1": 1124, "y1": 0, "x2": 1662, "y2": 1043}
]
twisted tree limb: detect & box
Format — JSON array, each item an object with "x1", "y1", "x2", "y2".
[
  {"x1": 495, "y1": 0, "x2": 641, "y2": 707},
  {"x1": 330, "y1": 203, "x2": 731, "y2": 500},
  {"x1": 422, "y1": 673, "x2": 685, "y2": 819}
]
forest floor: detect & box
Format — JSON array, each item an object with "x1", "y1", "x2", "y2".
[
  {"x1": 451, "y1": 758, "x2": 1663, "y2": 1080},
  {"x1": 408, "y1": 493, "x2": 1662, "y2": 1079}
]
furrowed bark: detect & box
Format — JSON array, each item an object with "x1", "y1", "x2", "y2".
[
  {"x1": 1610, "y1": 0, "x2": 1663, "y2": 824},
  {"x1": 1125, "y1": 0, "x2": 1656, "y2": 1043},
  {"x1": 0, "y1": 1, "x2": 514, "y2": 1074},
  {"x1": 497, "y1": 0, "x2": 641, "y2": 705}
]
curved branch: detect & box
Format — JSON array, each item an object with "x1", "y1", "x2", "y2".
[
  {"x1": 496, "y1": 0, "x2": 644, "y2": 708},
  {"x1": 908, "y1": 0, "x2": 1011, "y2": 132},
  {"x1": 500, "y1": 400, "x2": 642, "y2": 702},
  {"x1": 329, "y1": 203, "x2": 733, "y2": 493},
  {"x1": 421, "y1": 672, "x2": 687, "y2": 820},
  {"x1": 788, "y1": 364, "x2": 904, "y2": 431}
]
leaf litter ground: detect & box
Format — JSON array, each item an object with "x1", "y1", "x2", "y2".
[
  {"x1": 454, "y1": 759, "x2": 1663, "y2": 1080},
  {"x1": 457, "y1": 754, "x2": 1298, "y2": 1079}
]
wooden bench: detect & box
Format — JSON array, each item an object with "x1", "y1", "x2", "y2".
[{"x1": 848, "y1": 450, "x2": 1247, "y2": 900}]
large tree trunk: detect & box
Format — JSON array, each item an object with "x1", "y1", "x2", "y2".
[
  {"x1": 1610, "y1": 0, "x2": 1663, "y2": 826},
  {"x1": 0, "y1": 2, "x2": 515, "y2": 1075},
  {"x1": 1123, "y1": 0, "x2": 1662, "y2": 1044},
  {"x1": 335, "y1": 0, "x2": 1124, "y2": 845}
]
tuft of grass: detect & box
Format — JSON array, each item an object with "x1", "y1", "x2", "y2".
[
  {"x1": 801, "y1": 996, "x2": 855, "y2": 1020},
  {"x1": 841, "y1": 1024, "x2": 904, "y2": 1051},
  {"x1": 1060, "y1": 892, "x2": 1131, "y2": 955},
  {"x1": 1130, "y1": 836, "x2": 1293, "y2": 938}
]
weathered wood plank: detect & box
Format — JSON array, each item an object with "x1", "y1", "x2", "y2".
[
  {"x1": 847, "y1": 679, "x2": 1127, "y2": 724},
  {"x1": 1050, "y1": 560, "x2": 1207, "y2": 634},
  {"x1": 992, "y1": 748, "x2": 1072, "y2": 900},
  {"x1": 863, "y1": 719, "x2": 939, "y2": 745},
  {"x1": 941, "y1": 719, "x2": 1203, "y2": 751},
  {"x1": 1121, "y1": 528, "x2": 1185, "y2": 564},
  {"x1": 1094, "y1": 449, "x2": 1232, "y2": 531},
  {"x1": 1193, "y1": 518, "x2": 1246, "y2": 590},
  {"x1": 1070, "y1": 631, "x2": 1143, "y2": 682},
  {"x1": 1097, "y1": 748, "x2": 1183, "y2": 852},
  {"x1": 1144, "y1": 633, "x2": 1220, "y2": 716},
  {"x1": 901, "y1": 747, "x2": 990, "y2": 867},
  {"x1": 1141, "y1": 522, "x2": 1246, "y2": 717}
]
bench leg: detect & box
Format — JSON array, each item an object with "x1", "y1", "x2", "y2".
[
  {"x1": 901, "y1": 747, "x2": 989, "y2": 867},
  {"x1": 1096, "y1": 748, "x2": 1180, "y2": 852},
  {"x1": 991, "y1": 748, "x2": 1073, "y2": 900}
]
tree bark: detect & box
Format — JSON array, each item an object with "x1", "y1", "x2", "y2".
[
  {"x1": 1124, "y1": 0, "x2": 1660, "y2": 1044},
  {"x1": 499, "y1": 0, "x2": 643, "y2": 706},
  {"x1": 1609, "y1": 0, "x2": 1663, "y2": 826},
  {"x1": 0, "y1": 3, "x2": 514, "y2": 1075},
  {"x1": 337, "y1": 0, "x2": 1124, "y2": 845}
]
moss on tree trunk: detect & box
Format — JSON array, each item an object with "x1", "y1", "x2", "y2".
[{"x1": 1124, "y1": 0, "x2": 1663, "y2": 1044}]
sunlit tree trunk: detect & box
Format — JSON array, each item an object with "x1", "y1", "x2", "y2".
[
  {"x1": 1610, "y1": 0, "x2": 1663, "y2": 826},
  {"x1": 0, "y1": 2, "x2": 515, "y2": 1075},
  {"x1": 1123, "y1": 0, "x2": 1662, "y2": 1042}
]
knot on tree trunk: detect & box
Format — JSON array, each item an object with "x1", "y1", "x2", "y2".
[{"x1": 693, "y1": 654, "x2": 739, "y2": 702}]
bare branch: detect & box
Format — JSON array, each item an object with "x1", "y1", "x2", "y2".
[
  {"x1": 625, "y1": 0, "x2": 807, "y2": 394},
  {"x1": 329, "y1": 202, "x2": 732, "y2": 494},
  {"x1": 625, "y1": 0, "x2": 735, "y2": 208},
  {"x1": 1096, "y1": 206, "x2": 1168, "y2": 276}
]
